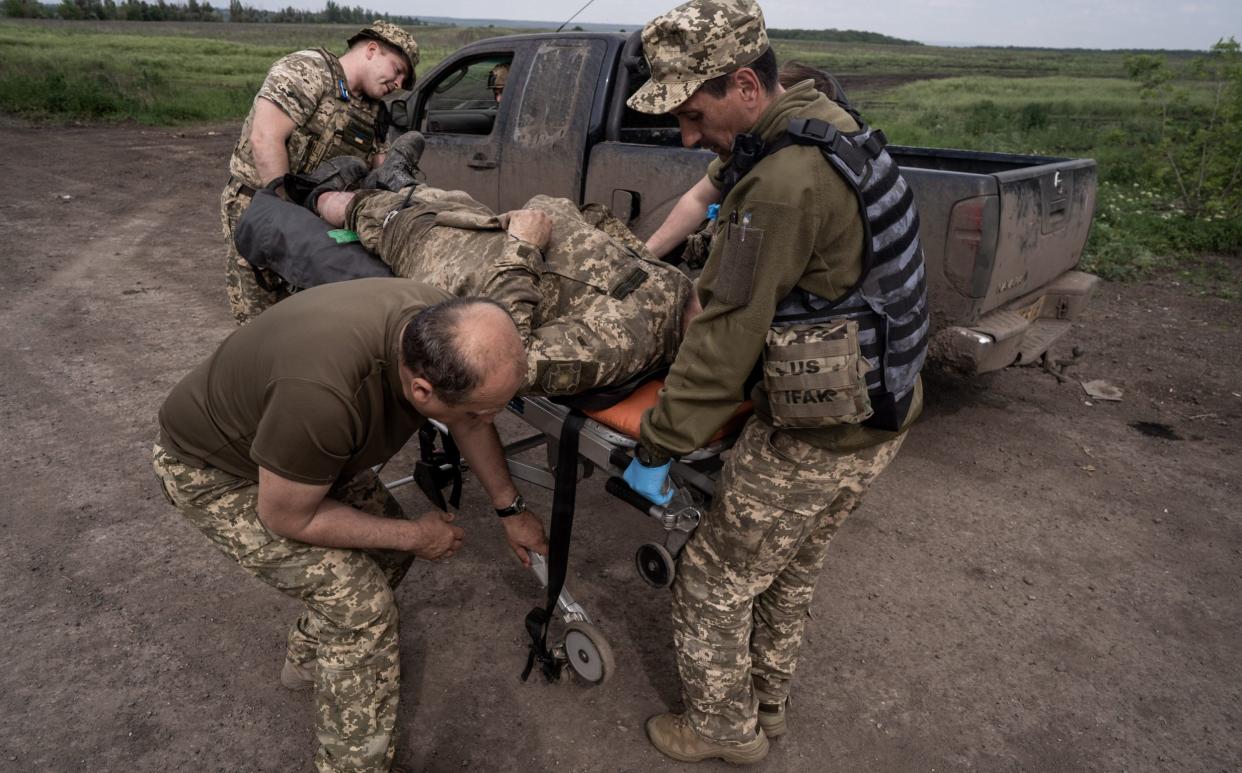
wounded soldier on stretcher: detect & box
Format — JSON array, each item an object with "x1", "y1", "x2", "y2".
[{"x1": 236, "y1": 145, "x2": 696, "y2": 400}]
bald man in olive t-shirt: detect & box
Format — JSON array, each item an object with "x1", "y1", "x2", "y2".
[{"x1": 151, "y1": 278, "x2": 547, "y2": 772}]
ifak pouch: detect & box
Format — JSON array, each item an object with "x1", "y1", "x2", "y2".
[{"x1": 763, "y1": 319, "x2": 873, "y2": 428}]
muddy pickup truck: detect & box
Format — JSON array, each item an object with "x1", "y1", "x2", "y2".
[{"x1": 387, "y1": 31, "x2": 1099, "y2": 373}]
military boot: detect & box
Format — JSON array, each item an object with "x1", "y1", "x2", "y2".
[
  {"x1": 645, "y1": 712, "x2": 769, "y2": 764},
  {"x1": 283, "y1": 156, "x2": 369, "y2": 214},
  {"x1": 363, "y1": 130, "x2": 426, "y2": 192},
  {"x1": 279, "y1": 658, "x2": 315, "y2": 691}
]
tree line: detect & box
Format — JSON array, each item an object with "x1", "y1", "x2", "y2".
[
  {"x1": 2, "y1": 0, "x2": 428, "y2": 24},
  {"x1": 768, "y1": 27, "x2": 922, "y2": 46}
]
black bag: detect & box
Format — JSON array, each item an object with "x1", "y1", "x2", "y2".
[{"x1": 235, "y1": 188, "x2": 394, "y2": 290}]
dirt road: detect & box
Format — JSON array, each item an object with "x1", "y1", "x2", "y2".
[{"x1": 0, "y1": 123, "x2": 1238, "y2": 772}]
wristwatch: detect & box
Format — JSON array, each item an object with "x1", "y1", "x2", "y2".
[{"x1": 495, "y1": 493, "x2": 527, "y2": 518}]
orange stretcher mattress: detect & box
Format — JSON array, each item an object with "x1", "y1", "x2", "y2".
[{"x1": 583, "y1": 379, "x2": 753, "y2": 443}]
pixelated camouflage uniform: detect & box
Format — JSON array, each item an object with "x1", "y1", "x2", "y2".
[
  {"x1": 347, "y1": 188, "x2": 692, "y2": 396},
  {"x1": 222, "y1": 48, "x2": 390, "y2": 325},
  {"x1": 152, "y1": 442, "x2": 410, "y2": 773},
  {"x1": 671, "y1": 420, "x2": 904, "y2": 741}
]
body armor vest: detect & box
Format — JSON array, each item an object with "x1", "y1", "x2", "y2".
[
  {"x1": 721, "y1": 108, "x2": 929, "y2": 431},
  {"x1": 292, "y1": 49, "x2": 384, "y2": 174}
]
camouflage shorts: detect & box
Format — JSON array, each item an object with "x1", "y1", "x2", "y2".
[
  {"x1": 670, "y1": 418, "x2": 906, "y2": 742},
  {"x1": 151, "y1": 442, "x2": 410, "y2": 772}
]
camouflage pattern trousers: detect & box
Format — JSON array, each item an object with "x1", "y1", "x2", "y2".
[
  {"x1": 221, "y1": 180, "x2": 290, "y2": 325},
  {"x1": 152, "y1": 443, "x2": 410, "y2": 772},
  {"x1": 671, "y1": 418, "x2": 906, "y2": 743}
]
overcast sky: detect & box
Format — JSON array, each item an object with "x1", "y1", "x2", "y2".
[{"x1": 308, "y1": 0, "x2": 1239, "y2": 50}]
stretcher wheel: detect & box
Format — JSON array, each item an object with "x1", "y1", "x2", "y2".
[
  {"x1": 635, "y1": 542, "x2": 675, "y2": 588},
  {"x1": 563, "y1": 621, "x2": 615, "y2": 685}
]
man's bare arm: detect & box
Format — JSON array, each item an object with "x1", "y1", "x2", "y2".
[
  {"x1": 645, "y1": 176, "x2": 721, "y2": 259},
  {"x1": 447, "y1": 417, "x2": 549, "y2": 566},
  {"x1": 256, "y1": 466, "x2": 463, "y2": 560},
  {"x1": 250, "y1": 99, "x2": 299, "y2": 186}
]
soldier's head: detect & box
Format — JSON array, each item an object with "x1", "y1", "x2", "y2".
[
  {"x1": 779, "y1": 61, "x2": 848, "y2": 104},
  {"x1": 400, "y1": 297, "x2": 526, "y2": 424},
  {"x1": 347, "y1": 20, "x2": 420, "y2": 95},
  {"x1": 627, "y1": 0, "x2": 780, "y2": 156},
  {"x1": 488, "y1": 62, "x2": 510, "y2": 102}
]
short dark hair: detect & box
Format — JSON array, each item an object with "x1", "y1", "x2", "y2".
[
  {"x1": 399, "y1": 297, "x2": 509, "y2": 404},
  {"x1": 696, "y1": 47, "x2": 779, "y2": 100},
  {"x1": 778, "y1": 61, "x2": 843, "y2": 101}
]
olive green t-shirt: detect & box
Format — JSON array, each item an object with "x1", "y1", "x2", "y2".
[
  {"x1": 158, "y1": 278, "x2": 450, "y2": 485},
  {"x1": 640, "y1": 81, "x2": 921, "y2": 458}
]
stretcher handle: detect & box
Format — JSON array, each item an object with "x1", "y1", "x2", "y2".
[{"x1": 605, "y1": 476, "x2": 662, "y2": 517}]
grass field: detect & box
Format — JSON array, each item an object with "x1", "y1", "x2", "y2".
[{"x1": 1, "y1": 19, "x2": 1236, "y2": 290}]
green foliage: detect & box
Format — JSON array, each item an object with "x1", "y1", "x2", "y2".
[
  {"x1": 1124, "y1": 37, "x2": 1242, "y2": 219},
  {"x1": 2, "y1": 0, "x2": 45, "y2": 17}
]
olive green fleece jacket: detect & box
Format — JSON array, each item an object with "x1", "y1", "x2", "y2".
[{"x1": 639, "y1": 81, "x2": 922, "y2": 459}]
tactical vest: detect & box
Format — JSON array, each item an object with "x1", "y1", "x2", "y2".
[
  {"x1": 721, "y1": 108, "x2": 929, "y2": 432},
  {"x1": 290, "y1": 49, "x2": 385, "y2": 174}
]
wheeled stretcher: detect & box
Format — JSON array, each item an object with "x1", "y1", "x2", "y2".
[
  {"x1": 499, "y1": 380, "x2": 752, "y2": 685},
  {"x1": 388, "y1": 376, "x2": 751, "y2": 685}
]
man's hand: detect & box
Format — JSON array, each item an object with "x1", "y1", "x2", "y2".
[
  {"x1": 623, "y1": 456, "x2": 675, "y2": 507},
  {"x1": 407, "y1": 510, "x2": 465, "y2": 561},
  {"x1": 506, "y1": 209, "x2": 552, "y2": 251},
  {"x1": 500, "y1": 509, "x2": 548, "y2": 567}
]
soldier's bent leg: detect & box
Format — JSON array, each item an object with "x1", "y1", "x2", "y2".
[
  {"x1": 153, "y1": 444, "x2": 404, "y2": 772},
  {"x1": 221, "y1": 182, "x2": 288, "y2": 325},
  {"x1": 286, "y1": 469, "x2": 414, "y2": 670},
  {"x1": 669, "y1": 420, "x2": 817, "y2": 742},
  {"x1": 748, "y1": 433, "x2": 906, "y2": 702}
]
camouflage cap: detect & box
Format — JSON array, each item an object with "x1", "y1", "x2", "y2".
[
  {"x1": 348, "y1": 20, "x2": 420, "y2": 89},
  {"x1": 627, "y1": 0, "x2": 768, "y2": 115}
]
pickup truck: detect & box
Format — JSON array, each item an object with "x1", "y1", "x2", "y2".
[{"x1": 387, "y1": 31, "x2": 1099, "y2": 374}]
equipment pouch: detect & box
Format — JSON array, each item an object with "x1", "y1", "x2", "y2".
[
  {"x1": 714, "y1": 221, "x2": 761, "y2": 306},
  {"x1": 763, "y1": 319, "x2": 873, "y2": 428}
]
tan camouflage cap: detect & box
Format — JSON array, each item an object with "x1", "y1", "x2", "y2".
[
  {"x1": 627, "y1": 0, "x2": 768, "y2": 114},
  {"x1": 348, "y1": 20, "x2": 420, "y2": 89}
]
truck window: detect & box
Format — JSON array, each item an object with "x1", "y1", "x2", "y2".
[
  {"x1": 512, "y1": 43, "x2": 594, "y2": 149},
  {"x1": 421, "y1": 55, "x2": 513, "y2": 136},
  {"x1": 613, "y1": 31, "x2": 682, "y2": 147}
]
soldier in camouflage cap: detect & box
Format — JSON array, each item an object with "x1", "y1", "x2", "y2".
[
  {"x1": 627, "y1": 0, "x2": 768, "y2": 115},
  {"x1": 622, "y1": 0, "x2": 925, "y2": 764},
  {"x1": 220, "y1": 20, "x2": 418, "y2": 325}
]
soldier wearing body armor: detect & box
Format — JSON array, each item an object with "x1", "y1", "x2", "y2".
[
  {"x1": 221, "y1": 20, "x2": 419, "y2": 324},
  {"x1": 623, "y1": 0, "x2": 927, "y2": 764}
]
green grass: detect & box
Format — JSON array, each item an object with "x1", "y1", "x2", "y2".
[{"x1": 1, "y1": 20, "x2": 1236, "y2": 291}]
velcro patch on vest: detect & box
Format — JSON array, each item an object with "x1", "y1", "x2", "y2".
[
  {"x1": 610, "y1": 267, "x2": 649, "y2": 300},
  {"x1": 763, "y1": 320, "x2": 873, "y2": 428},
  {"x1": 535, "y1": 360, "x2": 600, "y2": 396},
  {"x1": 714, "y1": 221, "x2": 762, "y2": 306}
]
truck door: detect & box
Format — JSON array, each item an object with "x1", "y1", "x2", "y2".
[
  {"x1": 499, "y1": 39, "x2": 607, "y2": 211},
  {"x1": 410, "y1": 52, "x2": 516, "y2": 211}
]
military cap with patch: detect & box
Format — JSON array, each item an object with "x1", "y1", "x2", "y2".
[
  {"x1": 348, "y1": 20, "x2": 420, "y2": 89},
  {"x1": 628, "y1": 0, "x2": 769, "y2": 115}
]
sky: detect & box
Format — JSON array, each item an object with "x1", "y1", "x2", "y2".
[{"x1": 305, "y1": 0, "x2": 1240, "y2": 50}]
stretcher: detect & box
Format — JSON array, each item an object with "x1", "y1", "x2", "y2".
[
  {"x1": 498, "y1": 380, "x2": 751, "y2": 686},
  {"x1": 387, "y1": 376, "x2": 752, "y2": 686}
]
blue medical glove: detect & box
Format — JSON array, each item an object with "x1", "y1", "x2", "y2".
[{"x1": 623, "y1": 457, "x2": 675, "y2": 507}]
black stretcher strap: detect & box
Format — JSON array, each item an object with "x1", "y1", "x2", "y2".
[
  {"x1": 521, "y1": 410, "x2": 587, "y2": 682},
  {"x1": 413, "y1": 424, "x2": 462, "y2": 512}
]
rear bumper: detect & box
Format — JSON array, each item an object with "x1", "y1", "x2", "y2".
[{"x1": 933, "y1": 269, "x2": 1099, "y2": 374}]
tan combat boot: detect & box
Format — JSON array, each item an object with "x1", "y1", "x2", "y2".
[
  {"x1": 645, "y1": 712, "x2": 769, "y2": 764},
  {"x1": 279, "y1": 658, "x2": 315, "y2": 691}
]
